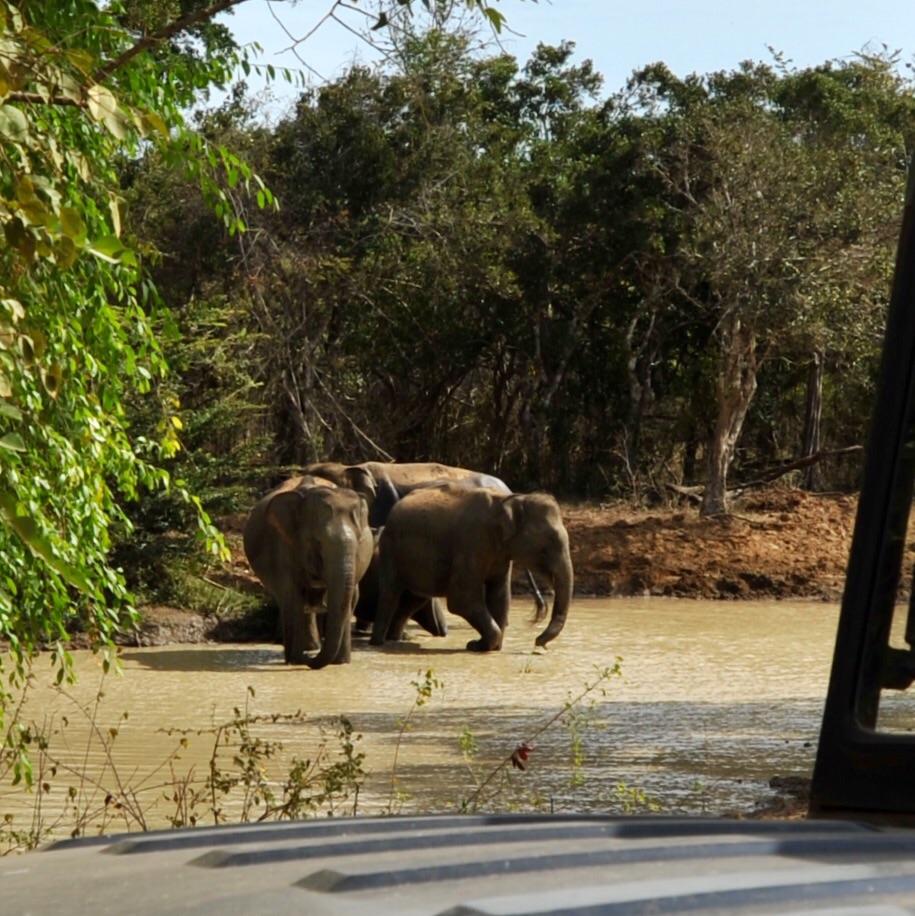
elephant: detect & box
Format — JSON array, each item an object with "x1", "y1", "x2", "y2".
[
  {"x1": 371, "y1": 483, "x2": 573, "y2": 652},
  {"x1": 352, "y1": 527, "x2": 448, "y2": 638},
  {"x1": 243, "y1": 475, "x2": 374, "y2": 668},
  {"x1": 302, "y1": 460, "x2": 548, "y2": 618}
]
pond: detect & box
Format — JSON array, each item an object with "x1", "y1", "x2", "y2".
[{"x1": 1, "y1": 597, "x2": 862, "y2": 841}]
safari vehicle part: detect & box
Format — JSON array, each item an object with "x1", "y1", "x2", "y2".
[
  {"x1": 11, "y1": 814, "x2": 915, "y2": 914},
  {"x1": 809, "y1": 164, "x2": 915, "y2": 820}
]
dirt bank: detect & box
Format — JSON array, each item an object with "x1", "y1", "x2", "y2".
[{"x1": 565, "y1": 486, "x2": 859, "y2": 602}]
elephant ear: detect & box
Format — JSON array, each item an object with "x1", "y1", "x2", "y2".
[
  {"x1": 265, "y1": 490, "x2": 305, "y2": 549},
  {"x1": 351, "y1": 489, "x2": 371, "y2": 529},
  {"x1": 497, "y1": 494, "x2": 524, "y2": 541},
  {"x1": 345, "y1": 466, "x2": 377, "y2": 506}
]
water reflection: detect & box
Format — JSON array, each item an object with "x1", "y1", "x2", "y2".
[
  {"x1": 2, "y1": 598, "x2": 841, "y2": 836},
  {"x1": 118, "y1": 647, "x2": 281, "y2": 671}
]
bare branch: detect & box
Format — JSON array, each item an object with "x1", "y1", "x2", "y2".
[{"x1": 735, "y1": 446, "x2": 864, "y2": 489}]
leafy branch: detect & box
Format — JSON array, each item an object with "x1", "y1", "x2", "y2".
[{"x1": 460, "y1": 661, "x2": 622, "y2": 813}]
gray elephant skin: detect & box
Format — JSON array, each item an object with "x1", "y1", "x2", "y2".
[
  {"x1": 303, "y1": 460, "x2": 549, "y2": 621},
  {"x1": 302, "y1": 461, "x2": 506, "y2": 527},
  {"x1": 243, "y1": 475, "x2": 373, "y2": 668},
  {"x1": 352, "y1": 527, "x2": 448, "y2": 638},
  {"x1": 371, "y1": 483, "x2": 573, "y2": 652}
]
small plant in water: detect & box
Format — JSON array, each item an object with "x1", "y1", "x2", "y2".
[
  {"x1": 459, "y1": 660, "x2": 623, "y2": 813},
  {"x1": 0, "y1": 676, "x2": 366, "y2": 853},
  {"x1": 386, "y1": 669, "x2": 443, "y2": 812},
  {"x1": 2, "y1": 653, "x2": 642, "y2": 851},
  {"x1": 610, "y1": 782, "x2": 660, "y2": 815},
  {"x1": 165, "y1": 685, "x2": 366, "y2": 825}
]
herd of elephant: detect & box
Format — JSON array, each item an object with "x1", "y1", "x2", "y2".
[{"x1": 242, "y1": 461, "x2": 575, "y2": 669}]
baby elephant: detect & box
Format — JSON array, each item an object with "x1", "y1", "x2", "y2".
[{"x1": 372, "y1": 484, "x2": 573, "y2": 652}]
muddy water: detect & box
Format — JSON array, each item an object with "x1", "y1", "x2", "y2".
[{"x1": 1, "y1": 598, "x2": 852, "y2": 837}]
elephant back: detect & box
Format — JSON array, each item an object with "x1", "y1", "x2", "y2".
[{"x1": 385, "y1": 482, "x2": 502, "y2": 548}]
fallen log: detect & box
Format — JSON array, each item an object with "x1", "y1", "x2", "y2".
[{"x1": 665, "y1": 445, "x2": 863, "y2": 505}]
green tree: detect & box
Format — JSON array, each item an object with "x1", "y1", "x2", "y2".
[
  {"x1": 224, "y1": 29, "x2": 543, "y2": 474},
  {"x1": 0, "y1": 0, "x2": 509, "y2": 734},
  {"x1": 626, "y1": 55, "x2": 912, "y2": 514}
]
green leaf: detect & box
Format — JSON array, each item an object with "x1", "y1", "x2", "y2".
[
  {"x1": 0, "y1": 103, "x2": 27, "y2": 140},
  {"x1": 0, "y1": 490, "x2": 93, "y2": 592},
  {"x1": 0, "y1": 399, "x2": 21, "y2": 420},
  {"x1": 59, "y1": 206, "x2": 87, "y2": 243},
  {"x1": 54, "y1": 235, "x2": 78, "y2": 268},
  {"x1": 87, "y1": 234, "x2": 128, "y2": 262},
  {"x1": 482, "y1": 8, "x2": 506, "y2": 32},
  {"x1": 0, "y1": 431, "x2": 25, "y2": 451}
]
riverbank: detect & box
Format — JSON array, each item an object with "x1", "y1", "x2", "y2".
[
  {"x1": 130, "y1": 485, "x2": 865, "y2": 647},
  {"x1": 564, "y1": 486, "x2": 859, "y2": 602}
]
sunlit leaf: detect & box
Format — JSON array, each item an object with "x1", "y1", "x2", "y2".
[
  {"x1": 87, "y1": 83, "x2": 117, "y2": 123},
  {"x1": 41, "y1": 364, "x2": 62, "y2": 398},
  {"x1": 60, "y1": 206, "x2": 87, "y2": 243},
  {"x1": 0, "y1": 103, "x2": 27, "y2": 140},
  {"x1": 0, "y1": 432, "x2": 25, "y2": 452},
  {"x1": 1, "y1": 298, "x2": 24, "y2": 322},
  {"x1": 0, "y1": 490, "x2": 93, "y2": 592},
  {"x1": 108, "y1": 195, "x2": 121, "y2": 237},
  {"x1": 141, "y1": 111, "x2": 169, "y2": 138},
  {"x1": 103, "y1": 108, "x2": 130, "y2": 141},
  {"x1": 87, "y1": 234, "x2": 128, "y2": 262}
]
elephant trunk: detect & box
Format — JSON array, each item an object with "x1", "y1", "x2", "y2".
[
  {"x1": 534, "y1": 553, "x2": 573, "y2": 648},
  {"x1": 305, "y1": 540, "x2": 359, "y2": 670}
]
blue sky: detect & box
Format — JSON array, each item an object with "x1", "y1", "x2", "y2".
[{"x1": 219, "y1": 1, "x2": 915, "y2": 113}]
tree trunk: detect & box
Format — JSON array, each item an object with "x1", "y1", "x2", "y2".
[
  {"x1": 801, "y1": 350, "x2": 825, "y2": 492},
  {"x1": 701, "y1": 314, "x2": 759, "y2": 516}
]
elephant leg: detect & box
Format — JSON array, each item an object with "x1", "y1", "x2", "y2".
[
  {"x1": 302, "y1": 588, "x2": 324, "y2": 652},
  {"x1": 411, "y1": 598, "x2": 448, "y2": 637},
  {"x1": 465, "y1": 616, "x2": 503, "y2": 652},
  {"x1": 271, "y1": 580, "x2": 315, "y2": 664},
  {"x1": 372, "y1": 578, "x2": 403, "y2": 646},
  {"x1": 371, "y1": 542, "x2": 405, "y2": 646},
  {"x1": 489, "y1": 572, "x2": 511, "y2": 632},
  {"x1": 280, "y1": 602, "x2": 309, "y2": 665},
  {"x1": 450, "y1": 580, "x2": 504, "y2": 653},
  {"x1": 388, "y1": 592, "x2": 435, "y2": 641}
]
